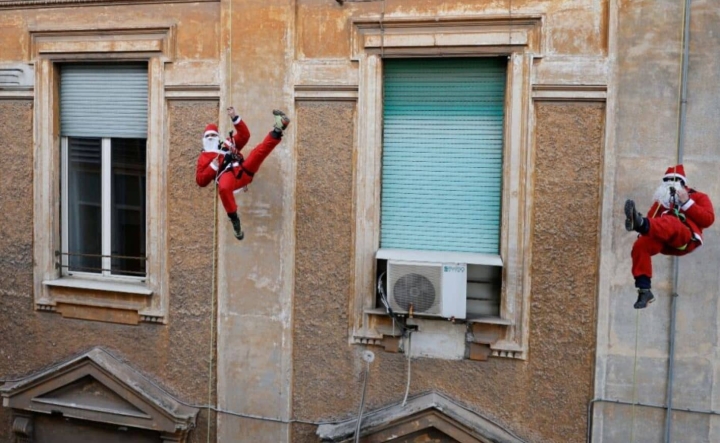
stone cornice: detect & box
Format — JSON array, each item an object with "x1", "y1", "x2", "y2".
[{"x1": 0, "y1": 0, "x2": 216, "y2": 10}]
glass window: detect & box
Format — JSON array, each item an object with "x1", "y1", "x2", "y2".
[{"x1": 63, "y1": 137, "x2": 147, "y2": 278}]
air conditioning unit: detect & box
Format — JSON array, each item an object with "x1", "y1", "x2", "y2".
[{"x1": 387, "y1": 260, "x2": 467, "y2": 319}]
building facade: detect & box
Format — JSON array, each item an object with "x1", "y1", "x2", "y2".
[{"x1": 0, "y1": 0, "x2": 716, "y2": 442}]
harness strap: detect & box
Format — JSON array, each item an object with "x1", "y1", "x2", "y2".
[{"x1": 234, "y1": 156, "x2": 255, "y2": 179}]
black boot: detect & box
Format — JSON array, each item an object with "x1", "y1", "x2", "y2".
[
  {"x1": 624, "y1": 199, "x2": 646, "y2": 233},
  {"x1": 633, "y1": 288, "x2": 655, "y2": 309},
  {"x1": 271, "y1": 109, "x2": 290, "y2": 139},
  {"x1": 228, "y1": 212, "x2": 244, "y2": 240}
]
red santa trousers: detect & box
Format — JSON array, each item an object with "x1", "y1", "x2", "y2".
[
  {"x1": 631, "y1": 215, "x2": 700, "y2": 279},
  {"x1": 217, "y1": 132, "x2": 281, "y2": 214}
]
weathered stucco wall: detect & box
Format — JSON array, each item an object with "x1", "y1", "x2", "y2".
[
  {"x1": 0, "y1": 101, "x2": 219, "y2": 443},
  {"x1": 0, "y1": 0, "x2": 614, "y2": 440},
  {"x1": 292, "y1": 101, "x2": 604, "y2": 442},
  {"x1": 595, "y1": 0, "x2": 720, "y2": 441},
  {"x1": 0, "y1": 100, "x2": 34, "y2": 442},
  {"x1": 296, "y1": 0, "x2": 609, "y2": 59},
  {"x1": 215, "y1": 0, "x2": 296, "y2": 440},
  {"x1": 0, "y1": 3, "x2": 219, "y2": 62}
]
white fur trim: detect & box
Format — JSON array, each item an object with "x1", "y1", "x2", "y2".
[
  {"x1": 663, "y1": 172, "x2": 687, "y2": 183},
  {"x1": 210, "y1": 161, "x2": 219, "y2": 171},
  {"x1": 232, "y1": 115, "x2": 242, "y2": 124},
  {"x1": 681, "y1": 199, "x2": 695, "y2": 211}
]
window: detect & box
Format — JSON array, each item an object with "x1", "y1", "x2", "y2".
[
  {"x1": 59, "y1": 64, "x2": 148, "y2": 280},
  {"x1": 62, "y1": 137, "x2": 147, "y2": 278},
  {"x1": 31, "y1": 26, "x2": 177, "y2": 324},
  {"x1": 376, "y1": 57, "x2": 506, "y2": 319},
  {"x1": 350, "y1": 17, "x2": 540, "y2": 358}
]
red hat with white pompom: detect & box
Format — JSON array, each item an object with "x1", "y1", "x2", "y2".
[
  {"x1": 204, "y1": 124, "x2": 219, "y2": 137},
  {"x1": 663, "y1": 165, "x2": 686, "y2": 184}
]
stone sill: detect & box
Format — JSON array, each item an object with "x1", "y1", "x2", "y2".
[
  {"x1": 364, "y1": 308, "x2": 512, "y2": 326},
  {"x1": 43, "y1": 276, "x2": 153, "y2": 296}
]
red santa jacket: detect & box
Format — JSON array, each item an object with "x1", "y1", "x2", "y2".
[
  {"x1": 648, "y1": 188, "x2": 715, "y2": 243},
  {"x1": 195, "y1": 116, "x2": 250, "y2": 187}
]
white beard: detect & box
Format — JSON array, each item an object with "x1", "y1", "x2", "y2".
[
  {"x1": 202, "y1": 136, "x2": 220, "y2": 152},
  {"x1": 653, "y1": 181, "x2": 684, "y2": 208}
]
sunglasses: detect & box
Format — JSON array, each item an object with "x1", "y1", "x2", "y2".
[
  {"x1": 663, "y1": 177, "x2": 685, "y2": 185},
  {"x1": 204, "y1": 133, "x2": 219, "y2": 139}
]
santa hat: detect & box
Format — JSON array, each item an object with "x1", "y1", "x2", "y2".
[
  {"x1": 204, "y1": 123, "x2": 219, "y2": 137},
  {"x1": 663, "y1": 164, "x2": 687, "y2": 184}
]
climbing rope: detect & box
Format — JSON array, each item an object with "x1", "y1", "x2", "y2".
[
  {"x1": 206, "y1": 0, "x2": 234, "y2": 438},
  {"x1": 206, "y1": 179, "x2": 218, "y2": 443},
  {"x1": 630, "y1": 308, "x2": 641, "y2": 443}
]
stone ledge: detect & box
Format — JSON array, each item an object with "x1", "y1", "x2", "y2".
[{"x1": 0, "y1": 0, "x2": 216, "y2": 10}]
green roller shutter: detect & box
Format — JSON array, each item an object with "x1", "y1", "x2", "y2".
[
  {"x1": 380, "y1": 58, "x2": 506, "y2": 254},
  {"x1": 60, "y1": 63, "x2": 148, "y2": 138}
]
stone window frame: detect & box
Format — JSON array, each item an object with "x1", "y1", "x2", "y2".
[
  {"x1": 349, "y1": 15, "x2": 543, "y2": 359},
  {"x1": 31, "y1": 26, "x2": 175, "y2": 324}
]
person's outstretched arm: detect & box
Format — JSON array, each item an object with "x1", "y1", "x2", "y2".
[{"x1": 227, "y1": 106, "x2": 250, "y2": 152}]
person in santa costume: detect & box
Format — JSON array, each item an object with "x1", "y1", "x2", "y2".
[
  {"x1": 624, "y1": 164, "x2": 715, "y2": 309},
  {"x1": 196, "y1": 106, "x2": 250, "y2": 188},
  {"x1": 196, "y1": 107, "x2": 290, "y2": 240}
]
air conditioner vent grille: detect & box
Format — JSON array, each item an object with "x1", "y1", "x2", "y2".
[{"x1": 388, "y1": 262, "x2": 441, "y2": 315}]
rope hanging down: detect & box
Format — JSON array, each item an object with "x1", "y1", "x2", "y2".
[
  {"x1": 205, "y1": 0, "x2": 234, "y2": 438},
  {"x1": 630, "y1": 309, "x2": 641, "y2": 443}
]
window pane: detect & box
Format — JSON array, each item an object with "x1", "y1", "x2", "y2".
[
  {"x1": 111, "y1": 138, "x2": 147, "y2": 276},
  {"x1": 67, "y1": 137, "x2": 102, "y2": 273}
]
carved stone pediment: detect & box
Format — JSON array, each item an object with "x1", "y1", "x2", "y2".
[
  {"x1": 0, "y1": 348, "x2": 199, "y2": 435},
  {"x1": 317, "y1": 392, "x2": 525, "y2": 443}
]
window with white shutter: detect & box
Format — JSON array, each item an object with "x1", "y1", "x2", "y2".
[{"x1": 60, "y1": 63, "x2": 148, "y2": 279}]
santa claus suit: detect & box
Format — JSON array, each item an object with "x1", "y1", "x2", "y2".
[
  {"x1": 216, "y1": 131, "x2": 282, "y2": 214},
  {"x1": 195, "y1": 116, "x2": 250, "y2": 188},
  {"x1": 631, "y1": 167, "x2": 715, "y2": 283}
]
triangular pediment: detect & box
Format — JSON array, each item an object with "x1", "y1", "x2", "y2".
[
  {"x1": 36, "y1": 375, "x2": 148, "y2": 418},
  {"x1": 317, "y1": 392, "x2": 525, "y2": 443},
  {"x1": 0, "y1": 348, "x2": 198, "y2": 433}
]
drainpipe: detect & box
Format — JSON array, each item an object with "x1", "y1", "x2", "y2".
[{"x1": 665, "y1": 0, "x2": 692, "y2": 441}]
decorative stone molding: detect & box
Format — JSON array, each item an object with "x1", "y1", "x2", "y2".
[
  {"x1": 0, "y1": 64, "x2": 34, "y2": 99},
  {"x1": 350, "y1": 14, "x2": 542, "y2": 359},
  {"x1": 532, "y1": 84, "x2": 607, "y2": 102},
  {"x1": 28, "y1": 25, "x2": 176, "y2": 62},
  {"x1": 0, "y1": 64, "x2": 33, "y2": 86},
  {"x1": 165, "y1": 85, "x2": 221, "y2": 100},
  {"x1": 0, "y1": 348, "x2": 199, "y2": 441},
  {"x1": 0, "y1": 0, "x2": 216, "y2": 11},
  {"x1": 294, "y1": 85, "x2": 358, "y2": 102},
  {"x1": 350, "y1": 15, "x2": 544, "y2": 60},
  {"x1": 317, "y1": 391, "x2": 524, "y2": 443},
  {"x1": 12, "y1": 415, "x2": 33, "y2": 443}
]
